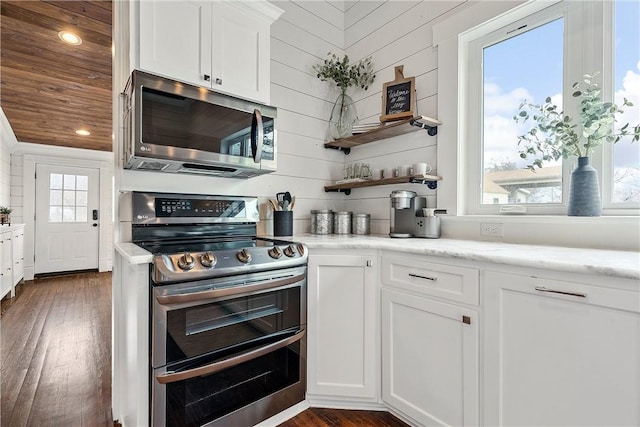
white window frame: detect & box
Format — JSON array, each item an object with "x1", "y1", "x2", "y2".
[
  {"x1": 466, "y1": 2, "x2": 575, "y2": 215},
  {"x1": 436, "y1": 0, "x2": 638, "y2": 217}
]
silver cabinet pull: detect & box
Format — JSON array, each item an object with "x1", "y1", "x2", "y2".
[
  {"x1": 534, "y1": 286, "x2": 587, "y2": 298},
  {"x1": 408, "y1": 273, "x2": 437, "y2": 281},
  {"x1": 156, "y1": 329, "x2": 305, "y2": 384}
]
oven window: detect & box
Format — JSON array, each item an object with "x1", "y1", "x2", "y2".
[
  {"x1": 165, "y1": 286, "x2": 300, "y2": 365},
  {"x1": 165, "y1": 342, "x2": 301, "y2": 427}
]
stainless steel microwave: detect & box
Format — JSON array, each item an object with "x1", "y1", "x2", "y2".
[{"x1": 121, "y1": 70, "x2": 277, "y2": 178}]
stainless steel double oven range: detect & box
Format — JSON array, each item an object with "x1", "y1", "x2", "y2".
[{"x1": 126, "y1": 191, "x2": 307, "y2": 427}]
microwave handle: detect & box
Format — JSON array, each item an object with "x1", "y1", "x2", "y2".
[{"x1": 251, "y1": 109, "x2": 264, "y2": 163}]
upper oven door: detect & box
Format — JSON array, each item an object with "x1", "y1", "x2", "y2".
[
  {"x1": 130, "y1": 70, "x2": 276, "y2": 172},
  {"x1": 151, "y1": 266, "x2": 306, "y2": 368}
]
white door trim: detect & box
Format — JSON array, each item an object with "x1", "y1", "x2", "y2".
[{"x1": 21, "y1": 148, "x2": 113, "y2": 280}]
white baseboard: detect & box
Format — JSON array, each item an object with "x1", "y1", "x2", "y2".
[{"x1": 306, "y1": 395, "x2": 386, "y2": 411}]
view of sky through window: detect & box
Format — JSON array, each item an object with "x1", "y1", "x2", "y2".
[
  {"x1": 482, "y1": 18, "x2": 564, "y2": 205},
  {"x1": 613, "y1": 0, "x2": 640, "y2": 204},
  {"x1": 482, "y1": 0, "x2": 639, "y2": 206}
]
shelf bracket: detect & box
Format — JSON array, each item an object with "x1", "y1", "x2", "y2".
[
  {"x1": 324, "y1": 145, "x2": 351, "y2": 155},
  {"x1": 409, "y1": 119, "x2": 438, "y2": 136},
  {"x1": 324, "y1": 188, "x2": 351, "y2": 195},
  {"x1": 409, "y1": 177, "x2": 438, "y2": 189}
]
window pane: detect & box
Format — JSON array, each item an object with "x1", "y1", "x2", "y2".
[
  {"x1": 76, "y1": 207, "x2": 87, "y2": 222},
  {"x1": 50, "y1": 173, "x2": 63, "y2": 190},
  {"x1": 49, "y1": 189, "x2": 62, "y2": 205},
  {"x1": 76, "y1": 175, "x2": 88, "y2": 191},
  {"x1": 612, "y1": 0, "x2": 640, "y2": 203},
  {"x1": 49, "y1": 206, "x2": 62, "y2": 222},
  {"x1": 63, "y1": 207, "x2": 75, "y2": 222},
  {"x1": 63, "y1": 190, "x2": 76, "y2": 207},
  {"x1": 76, "y1": 190, "x2": 88, "y2": 206},
  {"x1": 63, "y1": 174, "x2": 76, "y2": 190},
  {"x1": 482, "y1": 18, "x2": 563, "y2": 205}
]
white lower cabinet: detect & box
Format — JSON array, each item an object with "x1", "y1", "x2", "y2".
[
  {"x1": 0, "y1": 225, "x2": 25, "y2": 299},
  {"x1": 11, "y1": 228, "x2": 24, "y2": 286},
  {"x1": 307, "y1": 250, "x2": 378, "y2": 403},
  {"x1": 483, "y1": 270, "x2": 640, "y2": 426},
  {"x1": 381, "y1": 288, "x2": 479, "y2": 426},
  {"x1": 1, "y1": 230, "x2": 12, "y2": 299}
]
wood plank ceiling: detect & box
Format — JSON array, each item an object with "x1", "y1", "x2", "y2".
[{"x1": 1, "y1": 1, "x2": 112, "y2": 152}]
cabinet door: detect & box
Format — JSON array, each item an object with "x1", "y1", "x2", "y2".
[
  {"x1": 211, "y1": 2, "x2": 271, "y2": 103},
  {"x1": 307, "y1": 252, "x2": 377, "y2": 400},
  {"x1": 0, "y1": 233, "x2": 11, "y2": 299},
  {"x1": 483, "y1": 271, "x2": 640, "y2": 426},
  {"x1": 382, "y1": 288, "x2": 479, "y2": 426},
  {"x1": 139, "y1": 1, "x2": 212, "y2": 88},
  {"x1": 12, "y1": 228, "x2": 24, "y2": 286}
]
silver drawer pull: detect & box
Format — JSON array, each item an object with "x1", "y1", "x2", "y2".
[
  {"x1": 534, "y1": 286, "x2": 587, "y2": 298},
  {"x1": 409, "y1": 273, "x2": 437, "y2": 281}
]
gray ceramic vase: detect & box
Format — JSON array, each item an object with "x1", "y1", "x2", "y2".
[{"x1": 568, "y1": 157, "x2": 601, "y2": 216}]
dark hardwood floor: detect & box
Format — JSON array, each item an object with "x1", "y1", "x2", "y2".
[
  {"x1": 1, "y1": 272, "x2": 408, "y2": 427},
  {"x1": 278, "y1": 407, "x2": 410, "y2": 427},
  {"x1": 1, "y1": 272, "x2": 113, "y2": 426}
]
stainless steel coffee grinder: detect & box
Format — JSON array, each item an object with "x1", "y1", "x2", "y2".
[{"x1": 389, "y1": 190, "x2": 426, "y2": 238}]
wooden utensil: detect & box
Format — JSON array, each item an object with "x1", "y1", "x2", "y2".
[{"x1": 268, "y1": 198, "x2": 280, "y2": 211}]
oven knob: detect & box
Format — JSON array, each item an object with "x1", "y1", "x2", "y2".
[
  {"x1": 200, "y1": 251, "x2": 217, "y2": 268},
  {"x1": 177, "y1": 252, "x2": 195, "y2": 270},
  {"x1": 268, "y1": 246, "x2": 282, "y2": 259},
  {"x1": 297, "y1": 244, "x2": 305, "y2": 257},
  {"x1": 237, "y1": 248, "x2": 252, "y2": 263},
  {"x1": 283, "y1": 245, "x2": 296, "y2": 258}
]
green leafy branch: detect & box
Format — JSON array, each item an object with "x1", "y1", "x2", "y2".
[
  {"x1": 313, "y1": 52, "x2": 376, "y2": 95},
  {"x1": 514, "y1": 73, "x2": 640, "y2": 170}
]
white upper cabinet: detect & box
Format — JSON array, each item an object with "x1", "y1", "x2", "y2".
[{"x1": 137, "y1": 0, "x2": 282, "y2": 104}]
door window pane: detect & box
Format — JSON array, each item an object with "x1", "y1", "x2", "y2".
[
  {"x1": 612, "y1": 0, "x2": 640, "y2": 204},
  {"x1": 48, "y1": 173, "x2": 90, "y2": 223},
  {"x1": 50, "y1": 189, "x2": 62, "y2": 205},
  {"x1": 76, "y1": 207, "x2": 87, "y2": 222},
  {"x1": 49, "y1": 206, "x2": 62, "y2": 222},
  {"x1": 50, "y1": 173, "x2": 63, "y2": 189},
  {"x1": 63, "y1": 174, "x2": 76, "y2": 190},
  {"x1": 482, "y1": 18, "x2": 563, "y2": 205}
]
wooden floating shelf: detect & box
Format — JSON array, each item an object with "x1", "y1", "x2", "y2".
[
  {"x1": 324, "y1": 174, "x2": 442, "y2": 195},
  {"x1": 324, "y1": 116, "x2": 442, "y2": 153}
]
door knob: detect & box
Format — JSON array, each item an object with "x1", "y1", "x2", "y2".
[{"x1": 92, "y1": 223, "x2": 98, "y2": 227}]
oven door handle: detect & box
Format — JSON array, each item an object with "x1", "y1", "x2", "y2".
[
  {"x1": 156, "y1": 328, "x2": 305, "y2": 384},
  {"x1": 155, "y1": 273, "x2": 304, "y2": 305}
]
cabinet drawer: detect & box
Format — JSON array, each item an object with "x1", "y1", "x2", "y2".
[{"x1": 381, "y1": 254, "x2": 479, "y2": 305}]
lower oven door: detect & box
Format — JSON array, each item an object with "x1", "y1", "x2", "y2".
[{"x1": 152, "y1": 328, "x2": 306, "y2": 427}]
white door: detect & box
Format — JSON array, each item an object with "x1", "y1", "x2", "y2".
[{"x1": 35, "y1": 164, "x2": 100, "y2": 274}]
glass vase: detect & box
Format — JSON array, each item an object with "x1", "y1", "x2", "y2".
[{"x1": 329, "y1": 93, "x2": 357, "y2": 139}]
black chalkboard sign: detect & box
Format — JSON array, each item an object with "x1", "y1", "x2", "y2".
[{"x1": 380, "y1": 66, "x2": 415, "y2": 123}]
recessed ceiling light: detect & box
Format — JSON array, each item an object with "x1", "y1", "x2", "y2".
[
  {"x1": 75, "y1": 129, "x2": 91, "y2": 136},
  {"x1": 58, "y1": 31, "x2": 82, "y2": 46}
]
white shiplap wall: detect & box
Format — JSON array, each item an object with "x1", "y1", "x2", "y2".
[
  {"x1": 0, "y1": 108, "x2": 17, "y2": 209},
  {"x1": 339, "y1": 0, "x2": 465, "y2": 233}
]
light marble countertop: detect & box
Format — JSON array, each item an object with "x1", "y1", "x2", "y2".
[{"x1": 114, "y1": 235, "x2": 640, "y2": 281}]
